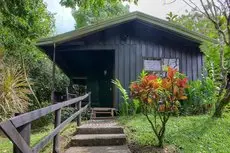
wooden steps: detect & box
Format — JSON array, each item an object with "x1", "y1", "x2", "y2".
[
  {"x1": 65, "y1": 145, "x2": 131, "y2": 153},
  {"x1": 77, "y1": 127, "x2": 124, "y2": 134},
  {"x1": 65, "y1": 120, "x2": 130, "y2": 153},
  {"x1": 71, "y1": 134, "x2": 126, "y2": 146},
  {"x1": 91, "y1": 117, "x2": 115, "y2": 120},
  {"x1": 91, "y1": 107, "x2": 116, "y2": 120}
]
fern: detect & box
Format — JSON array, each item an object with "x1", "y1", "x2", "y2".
[
  {"x1": 112, "y1": 79, "x2": 129, "y2": 103},
  {"x1": 112, "y1": 79, "x2": 129, "y2": 115}
]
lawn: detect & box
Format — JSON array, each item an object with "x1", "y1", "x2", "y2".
[
  {"x1": 119, "y1": 113, "x2": 230, "y2": 153},
  {"x1": 0, "y1": 122, "x2": 77, "y2": 153}
]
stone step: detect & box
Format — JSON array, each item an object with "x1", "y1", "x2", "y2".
[
  {"x1": 77, "y1": 127, "x2": 124, "y2": 134},
  {"x1": 71, "y1": 134, "x2": 126, "y2": 146},
  {"x1": 65, "y1": 145, "x2": 131, "y2": 153},
  {"x1": 91, "y1": 117, "x2": 115, "y2": 120}
]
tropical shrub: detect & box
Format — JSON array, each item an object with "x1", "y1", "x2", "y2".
[
  {"x1": 0, "y1": 61, "x2": 31, "y2": 121},
  {"x1": 130, "y1": 67, "x2": 188, "y2": 147},
  {"x1": 181, "y1": 77, "x2": 217, "y2": 115}
]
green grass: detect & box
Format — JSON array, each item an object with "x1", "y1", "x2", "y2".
[
  {"x1": 0, "y1": 122, "x2": 77, "y2": 153},
  {"x1": 119, "y1": 113, "x2": 230, "y2": 153}
]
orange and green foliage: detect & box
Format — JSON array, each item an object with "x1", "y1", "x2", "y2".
[{"x1": 130, "y1": 67, "x2": 188, "y2": 147}]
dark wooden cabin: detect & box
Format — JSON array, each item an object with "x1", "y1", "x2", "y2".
[{"x1": 37, "y1": 11, "x2": 213, "y2": 108}]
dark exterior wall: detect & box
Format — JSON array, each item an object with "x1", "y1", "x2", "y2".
[{"x1": 57, "y1": 21, "x2": 204, "y2": 108}]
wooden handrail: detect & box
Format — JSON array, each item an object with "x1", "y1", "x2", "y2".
[
  {"x1": 0, "y1": 92, "x2": 91, "y2": 153},
  {"x1": 10, "y1": 93, "x2": 89, "y2": 128},
  {"x1": 33, "y1": 104, "x2": 89, "y2": 153}
]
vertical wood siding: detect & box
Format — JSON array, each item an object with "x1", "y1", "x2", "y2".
[{"x1": 60, "y1": 24, "x2": 204, "y2": 108}]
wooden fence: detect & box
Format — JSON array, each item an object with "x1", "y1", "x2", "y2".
[{"x1": 0, "y1": 92, "x2": 91, "y2": 153}]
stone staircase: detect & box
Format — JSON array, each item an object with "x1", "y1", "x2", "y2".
[{"x1": 65, "y1": 120, "x2": 131, "y2": 153}]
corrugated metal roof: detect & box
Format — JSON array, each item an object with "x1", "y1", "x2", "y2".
[{"x1": 37, "y1": 11, "x2": 216, "y2": 46}]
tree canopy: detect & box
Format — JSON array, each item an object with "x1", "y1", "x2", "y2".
[
  {"x1": 0, "y1": 0, "x2": 69, "y2": 120},
  {"x1": 167, "y1": 11, "x2": 217, "y2": 38},
  {"x1": 167, "y1": 0, "x2": 230, "y2": 117},
  {"x1": 60, "y1": 0, "x2": 137, "y2": 8},
  {"x1": 72, "y1": 2, "x2": 129, "y2": 28},
  {"x1": 0, "y1": 0, "x2": 54, "y2": 48}
]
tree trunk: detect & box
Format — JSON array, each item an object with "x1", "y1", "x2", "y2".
[
  {"x1": 213, "y1": 97, "x2": 230, "y2": 117},
  {"x1": 213, "y1": 101, "x2": 226, "y2": 117},
  {"x1": 213, "y1": 74, "x2": 230, "y2": 118},
  {"x1": 157, "y1": 120, "x2": 166, "y2": 148},
  {"x1": 157, "y1": 135, "x2": 164, "y2": 148}
]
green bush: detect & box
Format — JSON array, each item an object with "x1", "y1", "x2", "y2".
[
  {"x1": 28, "y1": 58, "x2": 69, "y2": 107},
  {"x1": 61, "y1": 107, "x2": 75, "y2": 122},
  {"x1": 181, "y1": 77, "x2": 217, "y2": 115},
  {"x1": 130, "y1": 99, "x2": 141, "y2": 115},
  {"x1": 31, "y1": 101, "x2": 54, "y2": 129}
]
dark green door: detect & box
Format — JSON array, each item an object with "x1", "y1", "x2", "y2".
[
  {"x1": 86, "y1": 50, "x2": 114, "y2": 107},
  {"x1": 98, "y1": 71, "x2": 113, "y2": 107}
]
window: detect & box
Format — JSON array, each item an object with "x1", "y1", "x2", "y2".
[
  {"x1": 162, "y1": 59, "x2": 179, "y2": 70},
  {"x1": 143, "y1": 58, "x2": 179, "y2": 76},
  {"x1": 144, "y1": 59, "x2": 161, "y2": 71}
]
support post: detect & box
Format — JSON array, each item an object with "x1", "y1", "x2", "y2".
[
  {"x1": 51, "y1": 43, "x2": 61, "y2": 153},
  {"x1": 77, "y1": 101, "x2": 82, "y2": 126},
  {"x1": 88, "y1": 93, "x2": 93, "y2": 119},
  {"x1": 89, "y1": 93, "x2": 91, "y2": 109},
  {"x1": 51, "y1": 43, "x2": 56, "y2": 103},
  {"x1": 66, "y1": 87, "x2": 69, "y2": 100},
  {"x1": 13, "y1": 114, "x2": 31, "y2": 153}
]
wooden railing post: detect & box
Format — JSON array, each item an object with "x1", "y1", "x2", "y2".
[
  {"x1": 1, "y1": 93, "x2": 90, "y2": 153},
  {"x1": 77, "y1": 101, "x2": 82, "y2": 126},
  {"x1": 53, "y1": 108, "x2": 61, "y2": 153},
  {"x1": 13, "y1": 113, "x2": 31, "y2": 153},
  {"x1": 52, "y1": 91, "x2": 61, "y2": 153}
]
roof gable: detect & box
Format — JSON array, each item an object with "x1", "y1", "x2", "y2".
[{"x1": 37, "y1": 11, "x2": 216, "y2": 46}]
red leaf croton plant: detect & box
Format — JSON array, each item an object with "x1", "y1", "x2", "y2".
[{"x1": 130, "y1": 67, "x2": 188, "y2": 147}]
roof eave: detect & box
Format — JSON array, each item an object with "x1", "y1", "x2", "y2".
[
  {"x1": 36, "y1": 40, "x2": 54, "y2": 46},
  {"x1": 37, "y1": 12, "x2": 139, "y2": 46},
  {"x1": 36, "y1": 11, "x2": 217, "y2": 47},
  {"x1": 136, "y1": 12, "x2": 216, "y2": 44}
]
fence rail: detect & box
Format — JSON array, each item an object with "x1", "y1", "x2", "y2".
[{"x1": 0, "y1": 92, "x2": 91, "y2": 153}]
